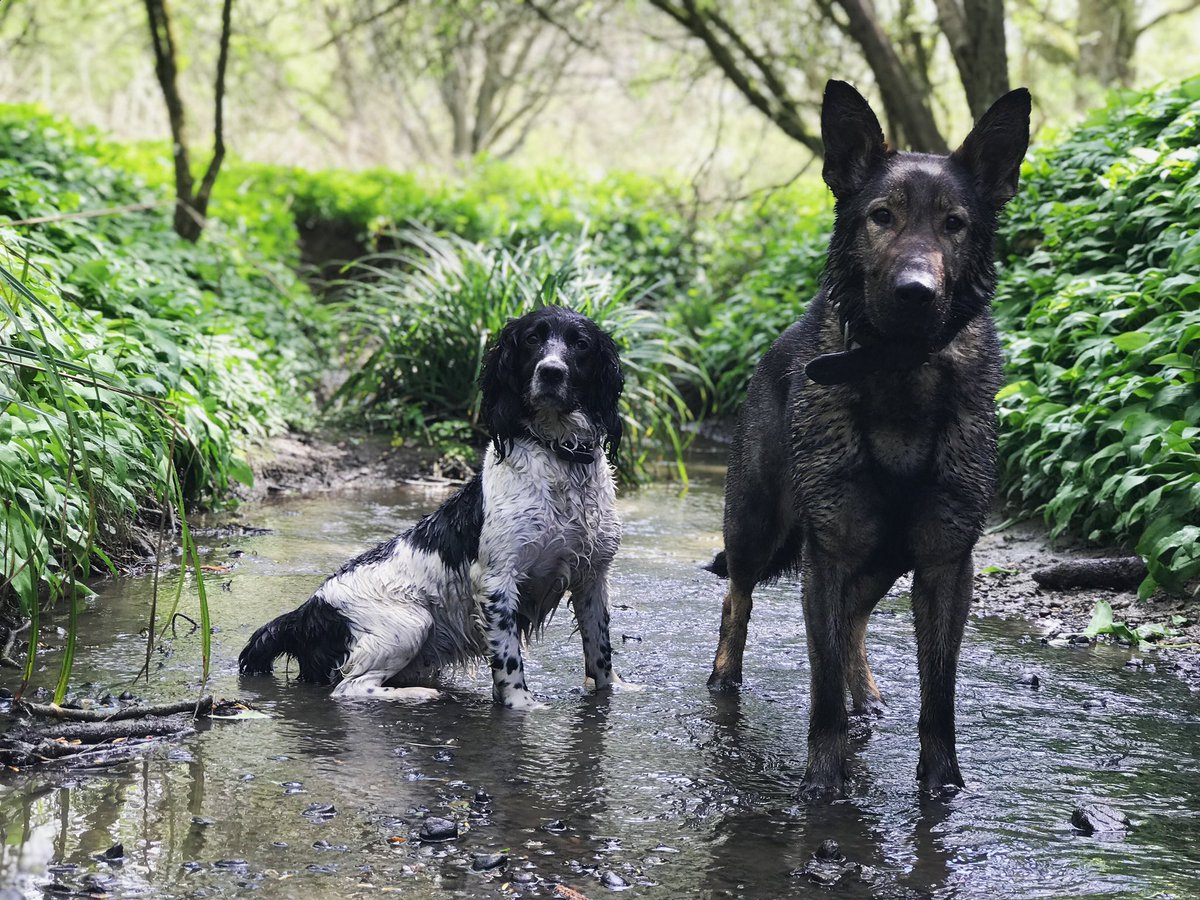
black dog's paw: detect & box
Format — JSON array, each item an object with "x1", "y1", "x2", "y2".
[
  {"x1": 798, "y1": 775, "x2": 846, "y2": 804},
  {"x1": 916, "y1": 758, "x2": 964, "y2": 798},
  {"x1": 706, "y1": 670, "x2": 742, "y2": 692}
]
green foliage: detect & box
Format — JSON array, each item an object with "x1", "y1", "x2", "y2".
[
  {"x1": 0, "y1": 105, "x2": 327, "y2": 688},
  {"x1": 1083, "y1": 599, "x2": 1175, "y2": 649},
  {"x1": 332, "y1": 229, "x2": 706, "y2": 480},
  {"x1": 994, "y1": 78, "x2": 1200, "y2": 597}
]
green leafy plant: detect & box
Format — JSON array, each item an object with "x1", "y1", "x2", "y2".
[
  {"x1": 994, "y1": 78, "x2": 1200, "y2": 597},
  {"x1": 331, "y1": 229, "x2": 708, "y2": 481},
  {"x1": 1083, "y1": 599, "x2": 1175, "y2": 649}
]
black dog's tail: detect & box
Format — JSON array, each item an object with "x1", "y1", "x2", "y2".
[
  {"x1": 704, "y1": 551, "x2": 729, "y2": 579},
  {"x1": 238, "y1": 595, "x2": 352, "y2": 685}
]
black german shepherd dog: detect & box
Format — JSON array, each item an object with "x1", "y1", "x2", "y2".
[{"x1": 707, "y1": 80, "x2": 1031, "y2": 797}]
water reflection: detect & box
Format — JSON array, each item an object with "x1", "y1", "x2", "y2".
[{"x1": 2, "y1": 457, "x2": 1200, "y2": 897}]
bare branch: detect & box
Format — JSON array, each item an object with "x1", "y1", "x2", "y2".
[{"x1": 1136, "y1": 0, "x2": 1200, "y2": 37}]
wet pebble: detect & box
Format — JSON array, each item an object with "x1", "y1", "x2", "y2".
[
  {"x1": 118, "y1": 691, "x2": 136, "y2": 701},
  {"x1": 101, "y1": 843, "x2": 124, "y2": 862},
  {"x1": 306, "y1": 864, "x2": 338, "y2": 874},
  {"x1": 181, "y1": 862, "x2": 204, "y2": 873},
  {"x1": 80, "y1": 874, "x2": 112, "y2": 892},
  {"x1": 1124, "y1": 658, "x2": 1145, "y2": 669},
  {"x1": 471, "y1": 852, "x2": 508, "y2": 871},
  {"x1": 600, "y1": 869, "x2": 630, "y2": 889},
  {"x1": 167, "y1": 749, "x2": 194, "y2": 762},
  {"x1": 473, "y1": 790, "x2": 491, "y2": 804},
  {"x1": 1070, "y1": 634, "x2": 1093, "y2": 645},
  {"x1": 1016, "y1": 672, "x2": 1040, "y2": 688},
  {"x1": 213, "y1": 859, "x2": 249, "y2": 870},
  {"x1": 271, "y1": 841, "x2": 288, "y2": 849},
  {"x1": 46, "y1": 865, "x2": 78, "y2": 876},
  {"x1": 1071, "y1": 802, "x2": 1131, "y2": 835},
  {"x1": 432, "y1": 749, "x2": 455, "y2": 762},
  {"x1": 302, "y1": 803, "x2": 337, "y2": 821},
  {"x1": 240, "y1": 773, "x2": 256, "y2": 781},
  {"x1": 418, "y1": 817, "x2": 459, "y2": 842},
  {"x1": 282, "y1": 781, "x2": 305, "y2": 794},
  {"x1": 542, "y1": 819, "x2": 568, "y2": 833},
  {"x1": 191, "y1": 816, "x2": 214, "y2": 827},
  {"x1": 794, "y1": 839, "x2": 858, "y2": 886},
  {"x1": 312, "y1": 840, "x2": 349, "y2": 852},
  {"x1": 510, "y1": 870, "x2": 538, "y2": 884},
  {"x1": 1082, "y1": 698, "x2": 1108, "y2": 710}
]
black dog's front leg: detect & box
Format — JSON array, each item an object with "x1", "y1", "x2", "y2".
[
  {"x1": 800, "y1": 552, "x2": 893, "y2": 799},
  {"x1": 911, "y1": 552, "x2": 972, "y2": 793}
]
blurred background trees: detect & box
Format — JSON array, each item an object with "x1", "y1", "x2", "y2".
[{"x1": 0, "y1": 0, "x2": 1196, "y2": 191}]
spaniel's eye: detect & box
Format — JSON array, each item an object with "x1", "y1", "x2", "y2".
[
  {"x1": 870, "y1": 208, "x2": 893, "y2": 226},
  {"x1": 574, "y1": 338, "x2": 590, "y2": 352},
  {"x1": 524, "y1": 332, "x2": 541, "y2": 346},
  {"x1": 945, "y1": 214, "x2": 965, "y2": 234}
]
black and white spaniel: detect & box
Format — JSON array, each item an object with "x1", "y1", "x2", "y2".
[{"x1": 239, "y1": 307, "x2": 626, "y2": 708}]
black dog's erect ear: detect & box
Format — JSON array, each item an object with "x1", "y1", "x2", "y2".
[
  {"x1": 951, "y1": 87, "x2": 1031, "y2": 208},
  {"x1": 821, "y1": 80, "x2": 887, "y2": 201},
  {"x1": 479, "y1": 318, "x2": 525, "y2": 459},
  {"x1": 587, "y1": 326, "x2": 624, "y2": 458}
]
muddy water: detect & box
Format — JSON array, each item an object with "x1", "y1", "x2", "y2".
[{"x1": 2, "y1": 446, "x2": 1200, "y2": 898}]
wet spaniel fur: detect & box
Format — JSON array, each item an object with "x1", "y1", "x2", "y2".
[{"x1": 239, "y1": 307, "x2": 625, "y2": 708}]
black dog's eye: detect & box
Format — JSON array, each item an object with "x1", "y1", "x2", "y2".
[
  {"x1": 870, "y1": 208, "x2": 893, "y2": 226},
  {"x1": 574, "y1": 337, "x2": 590, "y2": 352},
  {"x1": 945, "y1": 214, "x2": 965, "y2": 234},
  {"x1": 524, "y1": 331, "x2": 541, "y2": 346}
]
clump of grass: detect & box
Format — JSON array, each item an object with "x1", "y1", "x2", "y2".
[{"x1": 331, "y1": 229, "x2": 708, "y2": 480}]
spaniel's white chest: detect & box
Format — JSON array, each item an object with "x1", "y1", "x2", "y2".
[{"x1": 479, "y1": 441, "x2": 620, "y2": 581}]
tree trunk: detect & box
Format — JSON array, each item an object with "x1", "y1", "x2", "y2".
[
  {"x1": 1076, "y1": 0, "x2": 1137, "y2": 87},
  {"x1": 143, "y1": 0, "x2": 233, "y2": 242},
  {"x1": 832, "y1": 0, "x2": 948, "y2": 152},
  {"x1": 933, "y1": 0, "x2": 1009, "y2": 120}
]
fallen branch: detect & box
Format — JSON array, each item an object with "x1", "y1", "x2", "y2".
[
  {"x1": 1031, "y1": 557, "x2": 1148, "y2": 592},
  {"x1": 16, "y1": 695, "x2": 213, "y2": 722}
]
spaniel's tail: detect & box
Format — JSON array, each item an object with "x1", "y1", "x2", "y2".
[{"x1": 238, "y1": 595, "x2": 351, "y2": 685}]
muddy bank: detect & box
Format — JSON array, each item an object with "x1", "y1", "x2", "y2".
[
  {"x1": 237, "y1": 432, "x2": 476, "y2": 502},
  {"x1": 970, "y1": 522, "x2": 1200, "y2": 689}
]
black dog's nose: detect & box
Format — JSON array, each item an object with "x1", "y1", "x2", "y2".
[
  {"x1": 895, "y1": 270, "x2": 937, "y2": 305},
  {"x1": 536, "y1": 360, "x2": 567, "y2": 384}
]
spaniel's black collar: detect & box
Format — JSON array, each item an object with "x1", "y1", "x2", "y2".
[{"x1": 524, "y1": 428, "x2": 599, "y2": 466}]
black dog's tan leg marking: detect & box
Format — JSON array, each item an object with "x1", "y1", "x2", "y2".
[
  {"x1": 571, "y1": 574, "x2": 615, "y2": 690},
  {"x1": 848, "y1": 610, "x2": 885, "y2": 716},
  {"x1": 911, "y1": 552, "x2": 972, "y2": 792},
  {"x1": 709, "y1": 583, "x2": 753, "y2": 690}
]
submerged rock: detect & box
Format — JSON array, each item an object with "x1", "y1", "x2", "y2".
[
  {"x1": 600, "y1": 869, "x2": 630, "y2": 889},
  {"x1": 1016, "y1": 672, "x2": 1040, "y2": 688},
  {"x1": 302, "y1": 803, "x2": 337, "y2": 821},
  {"x1": 792, "y1": 839, "x2": 859, "y2": 886},
  {"x1": 471, "y1": 852, "x2": 508, "y2": 871},
  {"x1": 1071, "y1": 803, "x2": 1130, "y2": 835},
  {"x1": 418, "y1": 816, "x2": 459, "y2": 842}
]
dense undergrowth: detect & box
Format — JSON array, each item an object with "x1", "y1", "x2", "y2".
[
  {"x1": 0, "y1": 106, "x2": 327, "y2": 692},
  {"x1": 994, "y1": 78, "x2": 1200, "y2": 597},
  {"x1": 1, "y1": 77, "x2": 1197, "y2": 682}
]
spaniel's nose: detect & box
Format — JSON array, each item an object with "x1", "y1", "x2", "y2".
[{"x1": 535, "y1": 359, "x2": 568, "y2": 385}]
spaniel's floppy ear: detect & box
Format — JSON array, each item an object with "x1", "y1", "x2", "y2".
[
  {"x1": 480, "y1": 318, "x2": 525, "y2": 459},
  {"x1": 586, "y1": 325, "x2": 624, "y2": 459}
]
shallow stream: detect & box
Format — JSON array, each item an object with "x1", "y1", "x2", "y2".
[{"x1": 2, "y1": 446, "x2": 1199, "y2": 898}]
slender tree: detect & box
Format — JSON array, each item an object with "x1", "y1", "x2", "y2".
[{"x1": 143, "y1": 0, "x2": 233, "y2": 241}]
